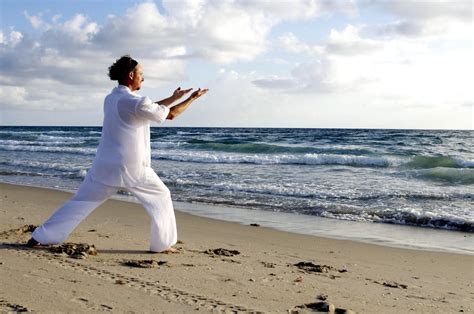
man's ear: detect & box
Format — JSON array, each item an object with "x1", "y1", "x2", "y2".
[{"x1": 128, "y1": 71, "x2": 135, "y2": 80}]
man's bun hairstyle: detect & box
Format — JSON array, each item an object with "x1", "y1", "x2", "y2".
[{"x1": 108, "y1": 55, "x2": 138, "y2": 82}]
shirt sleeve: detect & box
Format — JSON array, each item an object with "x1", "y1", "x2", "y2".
[{"x1": 135, "y1": 96, "x2": 170, "y2": 123}]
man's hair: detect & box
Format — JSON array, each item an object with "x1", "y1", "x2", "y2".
[{"x1": 108, "y1": 55, "x2": 138, "y2": 83}]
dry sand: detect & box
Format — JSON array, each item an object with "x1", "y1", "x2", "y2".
[{"x1": 0, "y1": 183, "x2": 473, "y2": 313}]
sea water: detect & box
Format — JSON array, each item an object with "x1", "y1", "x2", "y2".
[{"x1": 1, "y1": 126, "x2": 472, "y2": 253}]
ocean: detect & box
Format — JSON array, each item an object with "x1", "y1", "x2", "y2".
[{"x1": 1, "y1": 126, "x2": 473, "y2": 253}]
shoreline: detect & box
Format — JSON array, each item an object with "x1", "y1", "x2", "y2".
[
  {"x1": 1, "y1": 182, "x2": 473, "y2": 312},
  {"x1": 1, "y1": 181, "x2": 472, "y2": 255}
]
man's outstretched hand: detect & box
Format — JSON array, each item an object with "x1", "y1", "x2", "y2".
[
  {"x1": 173, "y1": 87, "x2": 193, "y2": 100},
  {"x1": 190, "y1": 88, "x2": 209, "y2": 100}
]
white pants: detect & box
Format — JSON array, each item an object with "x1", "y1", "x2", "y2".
[{"x1": 32, "y1": 168, "x2": 177, "y2": 252}]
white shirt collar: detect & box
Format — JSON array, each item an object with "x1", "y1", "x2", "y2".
[{"x1": 115, "y1": 84, "x2": 132, "y2": 94}]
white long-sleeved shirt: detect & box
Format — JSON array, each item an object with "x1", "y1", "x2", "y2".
[{"x1": 89, "y1": 85, "x2": 170, "y2": 187}]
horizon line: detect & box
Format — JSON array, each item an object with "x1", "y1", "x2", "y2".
[{"x1": 0, "y1": 125, "x2": 472, "y2": 131}]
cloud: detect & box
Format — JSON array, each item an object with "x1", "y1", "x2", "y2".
[
  {"x1": 1, "y1": 0, "x2": 347, "y2": 114},
  {"x1": 325, "y1": 24, "x2": 382, "y2": 55},
  {"x1": 366, "y1": 0, "x2": 472, "y2": 22},
  {"x1": 92, "y1": 0, "x2": 329, "y2": 64},
  {"x1": 360, "y1": 0, "x2": 472, "y2": 40},
  {"x1": 369, "y1": 20, "x2": 423, "y2": 38},
  {"x1": 279, "y1": 32, "x2": 325, "y2": 56},
  {"x1": 270, "y1": 14, "x2": 473, "y2": 119},
  {"x1": 251, "y1": 78, "x2": 298, "y2": 90},
  {"x1": 0, "y1": 30, "x2": 24, "y2": 47},
  {"x1": 1, "y1": 0, "x2": 472, "y2": 129},
  {"x1": 0, "y1": 86, "x2": 27, "y2": 107},
  {"x1": 24, "y1": 11, "x2": 46, "y2": 29},
  {"x1": 279, "y1": 24, "x2": 382, "y2": 58}
]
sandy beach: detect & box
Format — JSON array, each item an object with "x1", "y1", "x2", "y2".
[{"x1": 0, "y1": 183, "x2": 472, "y2": 313}]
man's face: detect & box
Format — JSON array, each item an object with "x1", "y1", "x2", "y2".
[{"x1": 130, "y1": 64, "x2": 144, "y2": 91}]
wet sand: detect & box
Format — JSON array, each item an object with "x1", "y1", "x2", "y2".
[{"x1": 1, "y1": 183, "x2": 473, "y2": 313}]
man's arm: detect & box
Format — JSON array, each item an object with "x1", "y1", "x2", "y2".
[
  {"x1": 155, "y1": 87, "x2": 192, "y2": 107},
  {"x1": 167, "y1": 88, "x2": 208, "y2": 120}
]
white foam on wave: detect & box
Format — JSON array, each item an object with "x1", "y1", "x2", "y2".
[
  {"x1": 0, "y1": 144, "x2": 96, "y2": 155},
  {"x1": 151, "y1": 150, "x2": 395, "y2": 167},
  {"x1": 150, "y1": 141, "x2": 185, "y2": 149},
  {"x1": 36, "y1": 134, "x2": 99, "y2": 142},
  {"x1": 0, "y1": 139, "x2": 86, "y2": 146},
  {"x1": 0, "y1": 159, "x2": 89, "y2": 173},
  {"x1": 454, "y1": 158, "x2": 474, "y2": 168}
]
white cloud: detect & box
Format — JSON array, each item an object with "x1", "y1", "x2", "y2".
[
  {"x1": 9, "y1": 31, "x2": 23, "y2": 47},
  {"x1": 360, "y1": 0, "x2": 472, "y2": 40},
  {"x1": 24, "y1": 11, "x2": 46, "y2": 29},
  {"x1": 1, "y1": 0, "x2": 340, "y2": 115},
  {"x1": 0, "y1": 86, "x2": 27, "y2": 107},
  {"x1": 279, "y1": 24, "x2": 382, "y2": 58},
  {"x1": 279, "y1": 32, "x2": 324, "y2": 56},
  {"x1": 368, "y1": 0, "x2": 472, "y2": 22},
  {"x1": 326, "y1": 24, "x2": 381, "y2": 55},
  {"x1": 251, "y1": 77, "x2": 299, "y2": 90},
  {"x1": 270, "y1": 17, "x2": 473, "y2": 129}
]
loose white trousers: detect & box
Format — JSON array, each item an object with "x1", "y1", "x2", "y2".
[{"x1": 32, "y1": 167, "x2": 177, "y2": 252}]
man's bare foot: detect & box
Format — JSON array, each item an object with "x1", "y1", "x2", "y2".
[
  {"x1": 161, "y1": 247, "x2": 178, "y2": 254},
  {"x1": 26, "y1": 237, "x2": 42, "y2": 247},
  {"x1": 148, "y1": 247, "x2": 179, "y2": 254}
]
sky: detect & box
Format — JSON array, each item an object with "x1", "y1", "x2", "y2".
[{"x1": 0, "y1": 0, "x2": 472, "y2": 129}]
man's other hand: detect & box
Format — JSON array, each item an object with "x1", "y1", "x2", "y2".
[
  {"x1": 173, "y1": 87, "x2": 192, "y2": 100},
  {"x1": 190, "y1": 88, "x2": 209, "y2": 100}
]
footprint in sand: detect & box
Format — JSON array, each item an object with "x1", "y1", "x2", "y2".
[
  {"x1": 0, "y1": 299, "x2": 30, "y2": 312},
  {"x1": 205, "y1": 248, "x2": 240, "y2": 257},
  {"x1": 0, "y1": 224, "x2": 37, "y2": 239},
  {"x1": 121, "y1": 259, "x2": 169, "y2": 268},
  {"x1": 71, "y1": 297, "x2": 113, "y2": 311},
  {"x1": 49, "y1": 243, "x2": 98, "y2": 259}
]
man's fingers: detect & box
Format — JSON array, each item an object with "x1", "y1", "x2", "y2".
[{"x1": 192, "y1": 88, "x2": 209, "y2": 98}]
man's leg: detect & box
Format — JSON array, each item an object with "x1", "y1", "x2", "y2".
[
  {"x1": 128, "y1": 168, "x2": 177, "y2": 252},
  {"x1": 31, "y1": 174, "x2": 118, "y2": 245}
]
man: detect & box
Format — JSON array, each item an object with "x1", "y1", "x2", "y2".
[{"x1": 27, "y1": 55, "x2": 208, "y2": 252}]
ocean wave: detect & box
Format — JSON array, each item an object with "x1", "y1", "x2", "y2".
[
  {"x1": 151, "y1": 150, "x2": 393, "y2": 167},
  {"x1": 0, "y1": 159, "x2": 90, "y2": 173},
  {"x1": 362, "y1": 211, "x2": 474, "y2": 232},
  {"x1": 169, "y1": 139, "x2": 377, "y2": 156},
  {"x1": 0, "y1": 130, "x2": 82, "y2": 135},
  {"x1": 413, "y1": 167, "x2": 474, "y2": 185},
  {"x1": 0, "y1": 130, "x2": 41, "y2": 135},
  {"x1": 322, "y1": 209, "x2": 474, "y2": 232},
  {"x1": 36, "y1": 135, "x2": 99, "y2": 142},
  {"x1": 169, "y1": 191, "x2": 474, "y2": 232},
  {"x1": 0, "y1": 168, "x2": 87, "y2": 179},
  {"x1": 168, "y1": 178, "x2": 473, "y2": 201},
  {"x1": 0, "y1": 170, "x2": 48, "y2": 177},
  {"x1": 405, "y1": 155, "x2": 474, "y2": 169},
  {"x1": 150, "y1": 141, "x2": 185, "y2": 149},
  {"x1": 0, "y1": 139, "x2": 87, "y2": 146},
  {"x1": 0, "y1": 144, "x2": 96, "y2": 155},
  {"x1": 65, "y1": 169, "x2": 88, "y2": 179}
]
